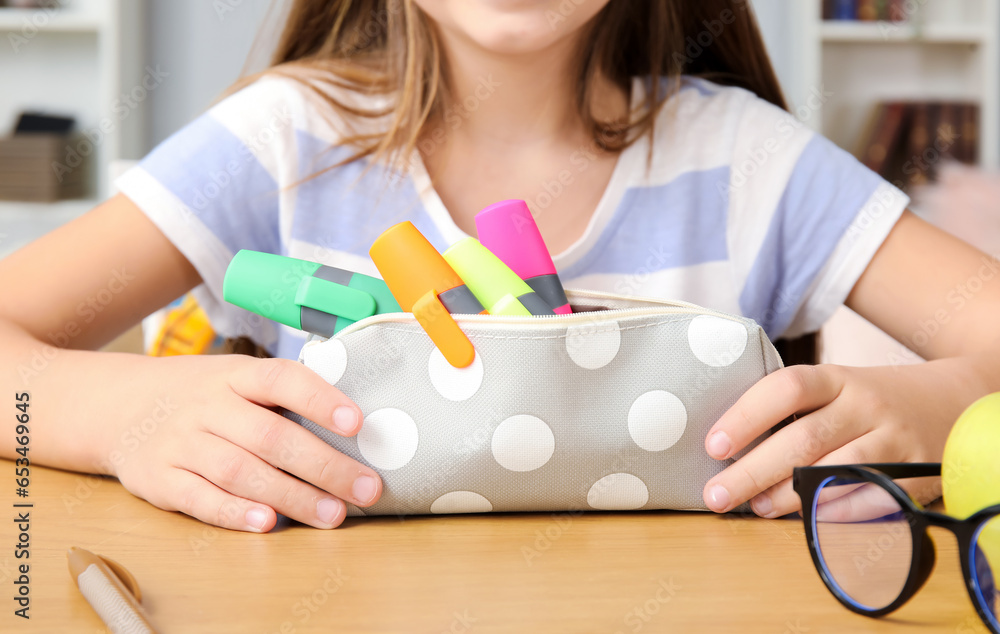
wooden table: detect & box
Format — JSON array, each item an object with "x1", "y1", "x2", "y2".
[{"x1": 0, "y1": 462, "x2": 988, "y2": 633}]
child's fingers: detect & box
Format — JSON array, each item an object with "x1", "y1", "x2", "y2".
[
  {"x1": 705, "y1": 365, "x2": 846, "y2": 461},
  {"x1": 229, "y1": 357, "x2": 363, "y2": 437},
  {"x1": 155, "y1": 467, "x2": 278, "y2": 532},
  {"x1": 749, "y1": 433, "x2": 892, "y2": 518},
  {"x1": 703, "y1": 403, "x2": 862, "y2": 513},
  {"x1": 209, "y1": 404, "x2": 382, "y2": 509},
  {"x1": 178, "y1": 432, "x2": 349, "y2": 529}
]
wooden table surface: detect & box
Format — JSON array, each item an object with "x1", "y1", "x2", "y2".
[{"x1": 0, "y1": 462, "x2": 988, "y2": 633}]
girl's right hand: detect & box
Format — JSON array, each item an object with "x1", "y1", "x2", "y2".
[
  {"x1": 103, "y1": 353, "x2": 382, "y2": 532},
  {"x1": 0, "y1": 194, "x2": 381, "y2": 532}
]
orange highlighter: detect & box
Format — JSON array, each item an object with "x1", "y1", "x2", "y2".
[{"x1": 370, "y1": 222, "x2": 485, "y2": 368}]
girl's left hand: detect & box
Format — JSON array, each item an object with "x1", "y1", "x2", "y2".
[{"x1": 700, "y1": 360, "x2": 980, "y2": 518}]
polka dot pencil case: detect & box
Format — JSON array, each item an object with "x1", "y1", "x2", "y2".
[{"x1": 284, "y1": 289, "x2": 784, "y2": 517}]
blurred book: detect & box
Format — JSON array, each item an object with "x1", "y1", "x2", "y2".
[
  {"x1": 824, "y1": 0, "x2": 908, "y2": 21},
  {"x1": 857, "y1": 101, "x2": 979, "y2": 191},
  {"x1": 0, "y1": 112, "x2": 89, "y2": 202},
  {"x1": 0, "y1": 1, "x2": 63, "y2": 8}
]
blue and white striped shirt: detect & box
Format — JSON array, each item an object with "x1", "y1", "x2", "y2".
[{"x1": 117, "y1": 75, "x2": 908, "y2": 359}]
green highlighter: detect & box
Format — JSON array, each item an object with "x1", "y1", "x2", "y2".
[
  {"x1": 223, "y1": 250, "x2": 401, "y2": 337},
  {"x1": 442, "y1": 238, "x2": 556, "y2": 317}
]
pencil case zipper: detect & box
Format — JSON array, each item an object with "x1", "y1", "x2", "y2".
[{"x1": 333, "y1": 288, "x2": 748, "y2": 337}]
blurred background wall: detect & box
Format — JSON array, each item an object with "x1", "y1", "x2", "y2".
[{"x1": 145, "y1": 0, "x2": 276, "y2": 147}]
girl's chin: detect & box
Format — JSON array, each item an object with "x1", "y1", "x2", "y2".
[{"x1": 416, "y1": 0, "x2": 611, "y2": 55}]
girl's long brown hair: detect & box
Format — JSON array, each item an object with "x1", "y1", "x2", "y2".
[
  {"x1": 246, "y1": 0, "x2": 816, "y2": 361},
  {"x1": 252, "y1": 0, "x2": 785, "y2": 169}
]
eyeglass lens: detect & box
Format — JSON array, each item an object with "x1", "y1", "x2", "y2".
[
  {"x1": 973, "y1": 516, "x2": 999, "y2": 627},
  {"x1": 812, "y1": 476, "x2": 913, "y2": 611}
]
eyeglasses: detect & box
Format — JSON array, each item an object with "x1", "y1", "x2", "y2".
[{"x1": 792, "y1": 463, "x2": 1000, "y2": 633}]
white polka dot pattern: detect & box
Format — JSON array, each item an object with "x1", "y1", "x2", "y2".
[
  {"x1": 627, "y1": 390, "x2": 688, "y2": 452},
  {"x1": 357, "y1": 408, "x2": 419, "y2": 470},
  {"x1": 430, "y1": 491, "x2": 493, "y2": 514},
  {"x1": 428, "y1": 348, "x2": 484, "y2": 401},
  {"x1": 587, "y1": 473, "x2": 650, "y2": 510},
  {"x1": 491, "y1": 415, "x2": 555, "y2": 472},
  {"x1": 302, "y1": 338, "x2": 348, "y2": 385},
  {"x1": 687, "y1": 315, "x2": 748, "y2": 367},
  {"x1": 566, "y1": 321, "x2": 621, "y2": 369}
]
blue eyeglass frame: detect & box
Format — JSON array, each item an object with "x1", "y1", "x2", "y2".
[{"x1": 791, "y1": 463, "x2": 1000, "y2": 634}]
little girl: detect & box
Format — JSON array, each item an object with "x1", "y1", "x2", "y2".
[{"x1": 2, "y1": 0, "x2": 998, "y2": 532}]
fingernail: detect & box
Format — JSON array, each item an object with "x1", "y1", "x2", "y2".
[
  {"x1": 333, "y1": 406, "x2": 359, "y2": 434},
  {"x1": 752, "y1": 495, "x2": 773, "y2": 518},
  {"x1": 352, "y1": 475, "x2": 378, "y2": 504},
  {"x1": 316, "y1": 498, "x2": 344, "y2": 525},
  {"x1": 245, "y1": 507, "x2": 268, "y2": 531},
  {"x1": 707, "y1": 431, "x2": 731, "y2": 459},
  {"x1": 707, "y1": 484, "x2": 731, "y2": 512}
]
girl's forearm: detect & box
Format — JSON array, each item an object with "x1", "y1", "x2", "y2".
[{"x1": 0, "y1": 318, "x2": 139, "y2": 475}]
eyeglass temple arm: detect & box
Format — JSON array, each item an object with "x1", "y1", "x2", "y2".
[
  {"x1": 795, "y1": 463, "x2": 943, "y2": 480},
  {"x1": 861, "y1": 463, "x2": 942, "y2": 479}
]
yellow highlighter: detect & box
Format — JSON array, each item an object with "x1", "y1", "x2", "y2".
[{"x1": 443, "y1": 238, "x2": 557, "y2": 317}]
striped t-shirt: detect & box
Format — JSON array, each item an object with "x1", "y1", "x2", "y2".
[{"x1": 116, "y1": 75, "x2": 908, "y2": 360}]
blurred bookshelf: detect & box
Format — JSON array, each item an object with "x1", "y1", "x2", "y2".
[
  {"x1": 783, "y1": 0, "x2": 999, "y2": 187},
  {"x1": 0, "y1": 6, "x2": 102, "y2": 31},
  {"x1": 819, "y1": 21, "x2": 991, "y2": 44},
  {"x1": 0, "y1": 0, "x2": 142, "y2": 258},
  {"x1": 795, "y1": 0, "x2": 1000, "y2": 367}
]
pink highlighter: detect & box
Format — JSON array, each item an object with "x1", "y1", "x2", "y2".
[{"x1": 475, "y1": 199, "x2": 572, "y2": 315}]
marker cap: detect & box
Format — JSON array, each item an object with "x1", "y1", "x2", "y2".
[
  {"x1": 369, "y1": 222, "x2": 467, "y2": 311},
  {"x1": 443, "y1": 238, "x2": 552, "y2": 315},
  {"x1": 475, "y1": 199, "x2": 557, "y2": 279},
  {"x1": 476, "y1": 199, "x2": 571, "y2": 314},
  {"x1": 370, "y1": 222, "x2": 478, "y2": 368},
  {"x1": 224, "y1": 250, "x2": 320, "y2": 329},
  {"x1": 222, "y1": 249, "x2": 377, "y2": 332}
]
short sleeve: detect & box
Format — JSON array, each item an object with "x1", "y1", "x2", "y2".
[
  {"x1": 115, "y1": 77, "x2": 307, "y2": 349},
  {"x1": 725, "y1": 93, "x2": 909, "y2": 340}
]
